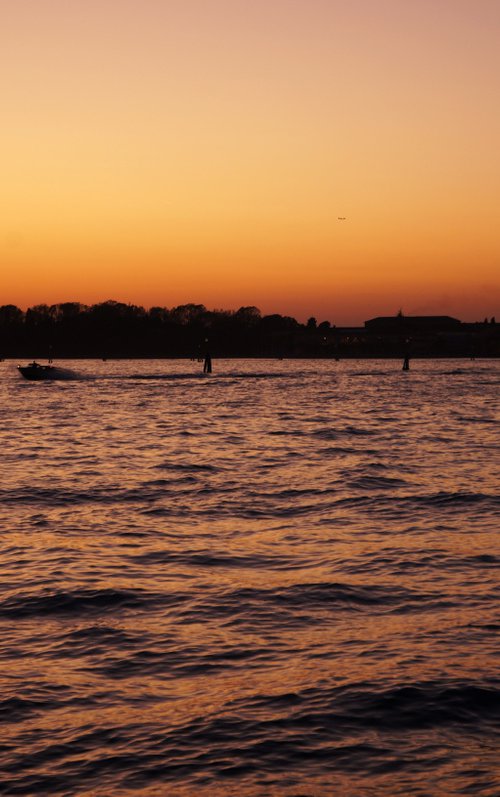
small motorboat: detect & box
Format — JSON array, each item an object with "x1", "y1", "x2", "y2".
[{"x1": 18, "y1": 361, "x2": 78, "y2": 380}]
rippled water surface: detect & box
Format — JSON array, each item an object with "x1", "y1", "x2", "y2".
[{"x1": 1, "y1": 359, "x2": 499, "y2": 796}]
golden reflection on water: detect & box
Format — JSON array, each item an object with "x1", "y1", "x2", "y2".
[{"x1": 1, "y1": 359, "x2": 499, "y2": 795}]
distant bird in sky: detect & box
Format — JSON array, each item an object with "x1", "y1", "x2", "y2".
[{"x1": 338, "y1": 217, "x2": 346, "y2": 220}]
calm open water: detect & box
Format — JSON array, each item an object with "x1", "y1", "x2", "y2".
[{"x1": 0, "y1": 358, "x2": 499, "y2": 797}]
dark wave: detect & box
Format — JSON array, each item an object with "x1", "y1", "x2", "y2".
[
  {"x1": 152, "y1": 461, "x2": 220, "y2": 472},
  {"x1": 0, "y1": 695, "x2": 62, "y2": 724},
  {"x1": 1, "y1": 579, "x2": 437, "y2": 629},
  {"x1": 311, "y1": 425, "x2": 378, "y2": 438},
  {"x1": 0, "y1": 687, "x2": 114, "y2": 724},
  {"x1": 0, "y1": 483, "x2": 199, "y2": 506},
  {"x1": 0, "y1": 587, "x2": 175, "y2": 618},
  {"x1": 345, "y1": 475, "x2": 409, "y2": 490},
  {"x1": 1, "y1": 679, "x2": 497, "y2": 794},
  {"x1": 334, "y1": 490, "x2": 500, "y2": 514},
  {"x1": 88, "y1": 642, "x2": 274, "y2": 680},
  {"x1": 234, "y1": 679, "x2": 500, "y2": 732},
  {"x1": 340, "y1": 550, "x2": 500, "y2": 579},
  {"x1": 173, "y1": 581, "x2": 450, "y2": 629},
  {"x1": 129, "y1": 549, "x2": 312, "y2": 571}
]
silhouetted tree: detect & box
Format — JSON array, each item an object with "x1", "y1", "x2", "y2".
[
  {"x1": 170, "y1": 304, "x2": 207, "y2": 325},
  {"x1": 235, "y1": 306, "x2": 261, "y2": 324},
  {"x1": 0, "y1": 305, "x2": 24, "y2": 325},
  {"x1": 0, "y1": 304, "x2": 25, "y2": 354}
]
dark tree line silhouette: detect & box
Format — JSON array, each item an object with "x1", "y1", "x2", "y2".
[
  {"x1": 1, "y1": 300, "x2": 498, "y2": 358},
  {"x1": 0, "y1": 300, "x2": 333, "y2": 358}
]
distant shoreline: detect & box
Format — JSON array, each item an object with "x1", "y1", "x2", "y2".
[{"x1": 1, "y1": 303, "x2": 498, "y2": 359}]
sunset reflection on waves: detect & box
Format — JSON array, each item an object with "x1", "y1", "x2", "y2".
[{"x1": 0, "y1": 359, "x2": 499, "y2": 796}]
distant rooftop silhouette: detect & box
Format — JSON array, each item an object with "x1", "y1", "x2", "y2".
[{"x1": 365, "y1": 315, "x2": 462, "y2": 331}]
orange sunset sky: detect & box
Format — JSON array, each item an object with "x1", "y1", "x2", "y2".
[{"x1": 2, "y1": 0, "x2": 499, "y2": 324}]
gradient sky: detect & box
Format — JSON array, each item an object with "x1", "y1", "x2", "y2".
[{"x1": 2, "y1": 0, "x2": 499, "y2": 323}]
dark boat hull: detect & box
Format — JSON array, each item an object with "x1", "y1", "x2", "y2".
[{"x1": 18, "y1": 365, "x2": 77, "y2": 381}]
